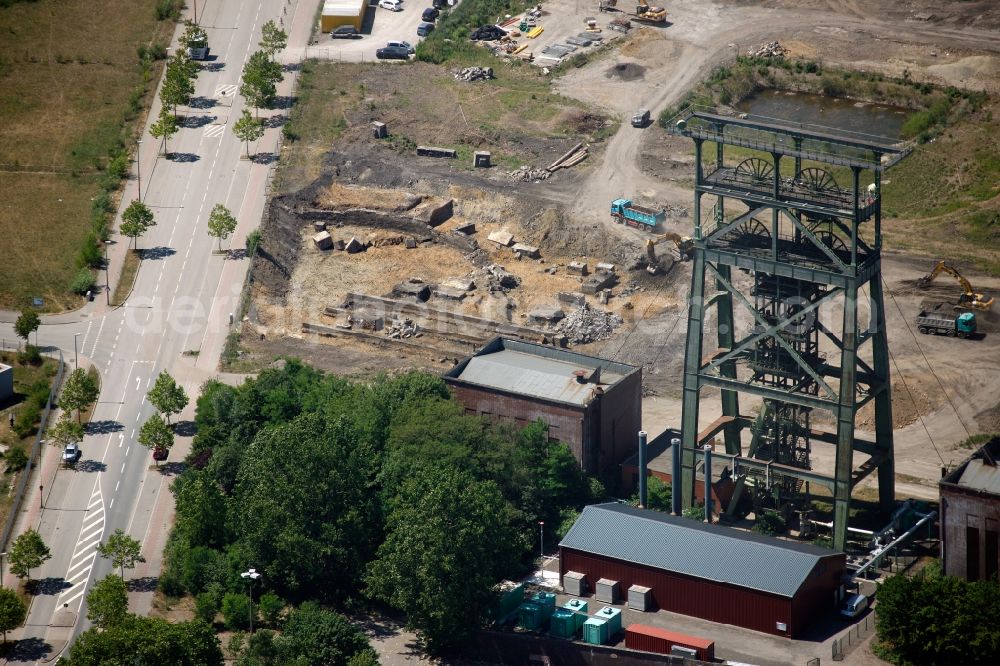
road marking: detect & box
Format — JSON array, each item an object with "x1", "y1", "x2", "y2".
[
  {"x1": 215, "y1": 84, "x2": 238, "y2": 97},
  {"x1": 88, "y1": 316, "x2": 107, "y2": 357},
  {"x1": 125, "y1": 445, "x2": 130, "y2": 456},
  {"x1": 59, "y1": 588, "x2": 88, "y2": 609},
  {"x1": 120, "y1": 462, "x2": 126, "y2": 474},
  {"x1": 78, "y1": 525, "x2": 104, "y2": 545},
  {"x1": 119, "y1": 433, "x2": 124, "y2": 448},
  {"x1": 204, "y1": 124, "x2": 226, "y2": 138},
  {"x1": 80, "y1": 320, "x2": 93, "y2": 356},
  {"x1": 109, "y1": 498, "x2": 114, "y2": 509},
  {"x1": 65, "y1": 552, "x2": 97, "y2": 577},
  {"x1": 58, "y1": 482, "x2": 105, "y2": 609},
  {"x1": 115, "y1": 480, "x2": 120, "y2": 492}
]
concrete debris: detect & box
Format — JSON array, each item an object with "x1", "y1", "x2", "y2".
[
  {"x1": 507, "y1": 165, "x2": 551, "y2": 182},
  {"x1": 747, "y1": 41, "x2": 788, "y2": 59},
  {"x1": 313, "y1": 231, "x2": 333, "y2": 250},
  {"x1": 313, "y1": 221, "x2": 327, "y2": 232},
  {"x1": 370, "y1": 234, "x2": 404, "y2": 248},
  {"x1": 568, "y1": 261, "x2": 588, "y2": 275},
  {"x1": 392, "y1": 281, "x2": 431, "y2": 302},
  {"x1": 556, "y1": 303, "x2": 624, "y2": 344},
  {"x1": 347, "y1": 314, "x2": 384, "y2": 331},
  {"x1": 512, "y1": 243, "x2": 540, "y2": 259},
  {"x1": 455, "y1": 66, "x2": 495, "y2": 82},
  {"x1": 333, "y1": 238, "x2": 346, "y2": 251},
  {"x1": 443, "y1": 277, "x2": 476, "y2": 292},
  {"x1": 528, "y1": 306, "x2": 566, "y2": 323},
  {"x1": 432, "y1": 285, "x2": 467, "y2": 300},
  {"x1": 596, "y1": 262, "x2": 616, "y2": 273},
  {"x1": 385, "y1": 318, "x2": 420, "y2": 339},
  {"x1": 345, "y1": 237, "x2": 365, "y2": 254},
  {"x1": 454, "y1": 222, "x2": 477, "y2": 235},
  {"x1": 485, "y1": 263, "x2": 520, "y2": 290},
  {"x1": 404, "y1": 237, "x2": 418, "y2": 249},
  {"x1": 609, "y1": 18, "x2": 631, "y2": 32},
  {"x1": 558, "y1": 291, "x2": 586, "y2": 307},
  {"x1": 488, "y1": 229, "x2": 515, "y2": 247},
  {"x1": 581, "y1": 270, "x2": 617, "y2": 295}
]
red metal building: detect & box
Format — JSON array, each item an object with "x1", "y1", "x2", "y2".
[
  {"x1": 559, "y1": 504, "x2": 846, "y2": 638},
  {"x1": 444, "y1": 337, "x2": 641, "y2": 482}
]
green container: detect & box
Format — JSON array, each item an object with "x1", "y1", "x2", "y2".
[
  {"x1": 532, "y1": 591, "x2": 557, "y2": 608},
  {"x1": 595, "y1": 606, "x2": 622, "y2": 637},
  {"x1": 583, "y1": 616, "x2": 609, "y2": 645},
  {"x1": 563, "y1": 598, "x2": 588, "y2": 614},
  {"x1": 494, "y1": 582, "x2": 524, "y2": 621},
  {"x1": 517, "y1": 602, "x2": 544, "y2": 630},
  {"x1": 549, "y1": 608, "x2": 577, "y2": 638}
]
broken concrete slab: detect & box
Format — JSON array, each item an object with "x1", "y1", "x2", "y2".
[
  {"x1": 485, "y1": 264, "x2": 520, "y2": 289},
  {"x1": 596, "y1": 262, "x2": 616, "y2": 273},
  {"x1": 313, "y1": 221, "x2": 327, "y2": 232},
  {"x1": 568, "y1": 261, "x2": 588, "y2": 275},
  {"x1": 454, "y1": 222, "x2": 476, "y2": 235},
  {"x1": 581, "y1": 271, "x2": 617, "y2": 295},
  {"x1": 528, "y1": 306, "x2": 565, "y2": 323},
  {"x1": 313, "y1": 231, "x2": 333, "y2": 250},
  {"x1": 332, "y1": 238, "x2": 346, "y2": 251},
  {"x1": 432, "y1": 285, "x2": 467, "y2": 300},
  {"x1": 488, "y1": 229, "x2": 515, "y2": 247},
  {"x1": 404, "y1": 237, "x2": 418, "y2": 249},
  {"x1": 345, "y1": 237, "x2": 365, "y2": 254},
  {"x1": 558, "y1": 291, "x2": 586, "y2": 307},
  {"x1": 512, "y1": 243, "x2": 541, "y2": 259},
  {"x1": 443, "y1": 277, "x2": 476, "y2": 292},
  {"x1": 392, "y1": 282, "x2": 431, "y2": 302}
]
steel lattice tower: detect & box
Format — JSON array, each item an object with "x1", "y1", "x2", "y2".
[{"x1": 667, "y1": 110, "x2": 910, "y2": 551}]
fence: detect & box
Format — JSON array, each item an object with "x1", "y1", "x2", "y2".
[
  {"x1": 831, "y1": 611, "x2": 876, "y2": 661},
  {"x1": 0, "y1": 350, "x2": 65, "y2": 551}
]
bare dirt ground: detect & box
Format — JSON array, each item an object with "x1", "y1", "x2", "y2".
[{"x1": 245, "y1": 0, "x2": 1000, "y2": 507}]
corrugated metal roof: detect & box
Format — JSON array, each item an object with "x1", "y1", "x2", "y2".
[
  {"x1": 957, "y1": 459, "x2": 1000, "y2": 494},
  {"x1": 560, "y1": 503, "x2": 839, "y2": 598},
  {"x1": 456, "y1": 349, "x2": 622, "y2": 405}
]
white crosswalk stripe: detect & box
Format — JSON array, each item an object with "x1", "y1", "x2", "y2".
[
  {"x1": 215, "y1": 84, "x2": 238, "y2": 98},
  {"x1": 58, "y1": 482, "x2": 104, "y2": 608},
  {"x1": 204, "y1": 124, "x2": 227, "y2": 138}
]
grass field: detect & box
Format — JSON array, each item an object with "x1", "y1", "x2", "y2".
[{"x1": 0, "y1": 0, "x2": 177, "y2": 311}]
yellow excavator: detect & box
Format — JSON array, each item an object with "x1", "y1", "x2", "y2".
[
  {"x1": 645, "y1": 232, "x2": 693, "y2": 274},
  {"x1": 634, "y1": 0, "x2": 667, "y2": 23},
  {"x1": 917, "y1": 260, "x2": 994, "y2": 311}
]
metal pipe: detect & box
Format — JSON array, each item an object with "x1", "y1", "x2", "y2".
[
  {"x1": 671, "y1": 438, "x2": 681, "y2": 515},
  {"x1": 703, "y1": 445, "x2": 713, "y2": 523},
  {"x1": 638, "y1": 431, "x2": 648, "y2": 509},
  {"x1": 853, "y1": 511, "x2": 936, "y2": 579}
]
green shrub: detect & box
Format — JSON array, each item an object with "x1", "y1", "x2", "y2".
[
  {"x1": 77, "y1": 231, "x2": 104, "y2": 268},
  {"x1": 257, "y1": 592, "x2": 284, "y2": 627},
  {"x1": 13, "y1": 403, "x2": 40, "y2": 438},
  {"x1": 221, "y1": 592, "x2": 251, "y2": 631},
  {"x1": 281, "y1": 122, "x2": 299, "y2": 142},
  {"x1": 195, "y1": 588, "x2": 222, "y2": 624},
  {"x1": 16, "y1": 346, "x2": 43, "y2": 369},
  {"x1": 5, "y1": 447, "x2": 29, "y2": 471},
  {"x1": 155, "y1": 0, "x2": 180, "y2": 21},
  {"x1": 820, "y1": 75, "x2": 846, "y2": 97},
  {"x1": 246, "y1": 229, "x2": 262, "y2": 257},
  {"x1": 70, "y1": 268, "x2": 95, "y2": 295},
  {"x1": 158, "y1": 567, "x2": 185, "y2": 598},
  {"x1": 753, "y1": 511, "x2": 786, "y2": 535}
]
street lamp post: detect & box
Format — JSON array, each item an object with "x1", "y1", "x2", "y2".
[
  {"x1": 136, "y1": 139, "x2": 143, "y2": 201},
  {"x1": 74, "y1": 332, "x2": 81, "y2": 368},
  {"x1": 241, "y1": 568, "x2": 261, "y2": 633},
  {"x1": 539, "y1": 521, "x2": 544, "y2": 561},
  {"x1": 0, "y1": 551, "x2": 6, "y2": 588},
  {"x1": 104, "y1": 240, "x2": 113, "y2": 306}
]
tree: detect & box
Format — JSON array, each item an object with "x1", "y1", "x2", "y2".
[
  {"x1": 147, "y1": 370, "x2": 189, "y2": 424},
  {"x1": 257, "y1": 592, "x2": 284, "y2": 628},
  {"x1": 259, "y1": 20, "x2": 287, "y2": 59},
  {"x1": 120, "y1": 199, "x2": 155, "y2": 250},
  {"x1": 48, "y1": 413, "x2": 85, "y2": 446},
  {"x1": 63, "y1": 616, "x2": 223, "y2": 665},
  {"x1": 0, "y1": 588, "x2": 27, "y2": 643},
  {"x1": 232, "y1": 109, "x2": 265, "y2": 158},
  {"x1": 178, "y1": 20, "x2": 208, "y2": 52},
  {"x1": 14, "y1": 309, "x2": 40, "y2": 346},
  {"x1": 207, "y1": 203, "x2": 238, "y2": 252},
  {"x1": 86, "y1": 574, "x2": 129, "y2": 629},
  {"x1": 160, "y1": 52, "x2": 197, "y2": 114},
  {"x1": 8, "y1": 528, "x2": 51, "y2": 581},
  {"x1": 239, "y1": 50, "x2": 281, "y2": 117},
  {"x1": 60, "y1": 368, "x2": 100, "y2": 424},
  {"x1": 221, "y1": 592, "x2": 251, "y2": 631},
  {"x1": 97, "y1": 529, "x2": 146, "y2": 581},
  {"x1": 150, "y1": 107, "x2": 179, "y2": 156},
  {"x1": 366, "y1": 465, "x2": 524, "y2": 652},
  {"x1": 273, "y1": 602, "x2": 373, "y2": 665},
  {"x1": 138, "y1": 413, "x2": 174, "y2": 466}
]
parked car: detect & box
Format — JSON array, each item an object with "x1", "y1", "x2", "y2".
[
  {"x1": 330, "y1": 25, "x2": 361, "y2": 39},
  {"x1": 432, "y1": 0, "x2": 448, "y2": 8},
  {"x1": 840, "y1": 593, "x2": 869, "y2": 618},
  {"x1": 421, "y1": 7, "x2": 440, "y2": 21},
  {"x1": 416, "y1": 21, "x2": 435, "y2": 36},
  {"x1": 378, "y1": 0, "x2": 403, "y2": 10},
  {"x1": 376, "y1": 45, "x2": 411, "y2": 60},
  {"x1": 631, "y1": 108, "x2": 651, "y2": 127},
  {"x1": 63, "y1": 443, "x2": 81, "y2": 465},
  {"x1": 386, "y1": 40, "x2": 415, "y2": 54}
]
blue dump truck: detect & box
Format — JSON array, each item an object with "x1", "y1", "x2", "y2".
[
  {"x1": 611, "y1": 199, "x2": 666, "y2": 230},
  {"x1": 916, "y1": 310, "x2": 977, "y2": 338}
]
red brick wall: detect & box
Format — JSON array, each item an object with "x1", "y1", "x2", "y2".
[
  {"x1": 597, "y1": 370, "x2": 643, "y2": 481},
  {"x1": 941, "y1": 484, "x2": 1000, "y2": 582}
]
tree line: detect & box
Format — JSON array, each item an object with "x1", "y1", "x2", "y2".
[{"x1": 159, "y1": 360, "x2": 603, "y2": 655}]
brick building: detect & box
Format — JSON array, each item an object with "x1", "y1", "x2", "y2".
[
  {"x1": 444, "y1": 337, "x2": 641, "y2": 481},
  {"x1": 940, "y1": 437, "x2": 1000, "y2": 582}
]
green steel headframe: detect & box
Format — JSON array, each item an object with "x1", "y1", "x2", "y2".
[{"x1": 667, "y1": 109, "x2": 909, "y2": 551}]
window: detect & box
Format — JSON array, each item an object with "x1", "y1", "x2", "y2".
[
  {"x1": 986, "y1": 520, "x2": 999, "y2": 581},
  {"x1": 967, "y1": 525, "x2": 981, "y2": 581}
]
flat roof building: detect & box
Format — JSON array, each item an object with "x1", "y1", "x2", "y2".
[
  {"x1": 320, "y1": 0, "x2": 367, "y2": 32},
  {"x1": 444, "y1": 337, "x2": 641, "y2": 483},
  {"x1": 559, "y1": 503, "x2": 846, "y2": 637},
  {"x1": 940, "y1": 436, "x2": 1000, "y2": 582},
  {"x1": 0, "y1": 363, "x2": 12, "y2": 403}
]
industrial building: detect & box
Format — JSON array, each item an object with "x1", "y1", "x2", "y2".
[
  {"x1": 444, "y1": 337, "x2": 641, "y2": 480},
  {"x1": 940, "y1": 436, "x2": 1000, "y2": 582},
  {"x1": 320, "y1": 0, "x2": 367, "y2": 32},
  {"x1": 0, "y1": 362, "x2": 12, "y2": 402},
  {"x1": 559, "y1": 503, "x2": 846, "y2": 637}
]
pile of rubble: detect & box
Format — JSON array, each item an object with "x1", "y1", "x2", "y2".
[
  {"x1": 484, "y1": 263, "x2": 520, "y2": 291},
  {"x1": 385, "y1": 318, "x2": 420, "y2": 339},
  {"x1": 747, "y1": 41, "x2": 788, "y2": 59},
  {"x1": 470, "y1": 25, "x2": 507, "y2": 41},
  {"x1": 507, "y1": 165, "x2": 551, "y2": 182},
  {"x1": 455, "y1": 66, "x2": 495, "y2": 82},
  {"x1": 556, "y1": 304, "x2": 624, "y2": 344}
]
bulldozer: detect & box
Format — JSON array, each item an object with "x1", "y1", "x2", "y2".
[
  {"x1": 645, "y1": 232, "x2": 693, "y2": 274},
  {"x1": 633, "y1": 0, "x2": 667, "y2": 23},
  {"x1": 917, "y1": 260, "x2": 994, "y2": 311}
]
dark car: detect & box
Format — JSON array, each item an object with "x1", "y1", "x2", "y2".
[
  {"x1": 421, "y1": 7, "x2": 439, "y2": 21},
  {"x1": 330, "y1": 25, "x2": 360, "y2": 39},
  {"x1": 432, "y1": 0, "x2": 448, "y2": 8},
  {"x1": 416, "y1": 21, "x2": 435, "y2": 37},
  {"x1": 376, "y1": 45, "x2": 411, "y2": 60}
]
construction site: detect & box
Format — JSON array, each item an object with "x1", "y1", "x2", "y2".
[{"x1": 244, "y1": 0, "x2": 1000, "y2": 522}]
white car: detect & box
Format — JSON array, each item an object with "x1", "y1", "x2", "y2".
[
  {"x1": 386, "y1": 40, "x2": 415, "y2": 55},
  {"x1": 379, "y1": 0, "x2": 403, "y2": 10}
]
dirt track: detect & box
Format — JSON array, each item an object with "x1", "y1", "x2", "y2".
[{"x1": 248, "y1": 0, "x2": 1000, "y2": 500}]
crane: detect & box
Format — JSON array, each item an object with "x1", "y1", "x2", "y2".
[
  {"x1": 917, "y1": 260, "x2": 994, "y2": 311},
  {"x1": 645, "y1": 232, "x2": 693, "y2": 274}
]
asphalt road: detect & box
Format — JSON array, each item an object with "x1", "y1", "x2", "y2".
[{"x1": 0, "y1": 0, "x2": 307, "y2": 660}]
